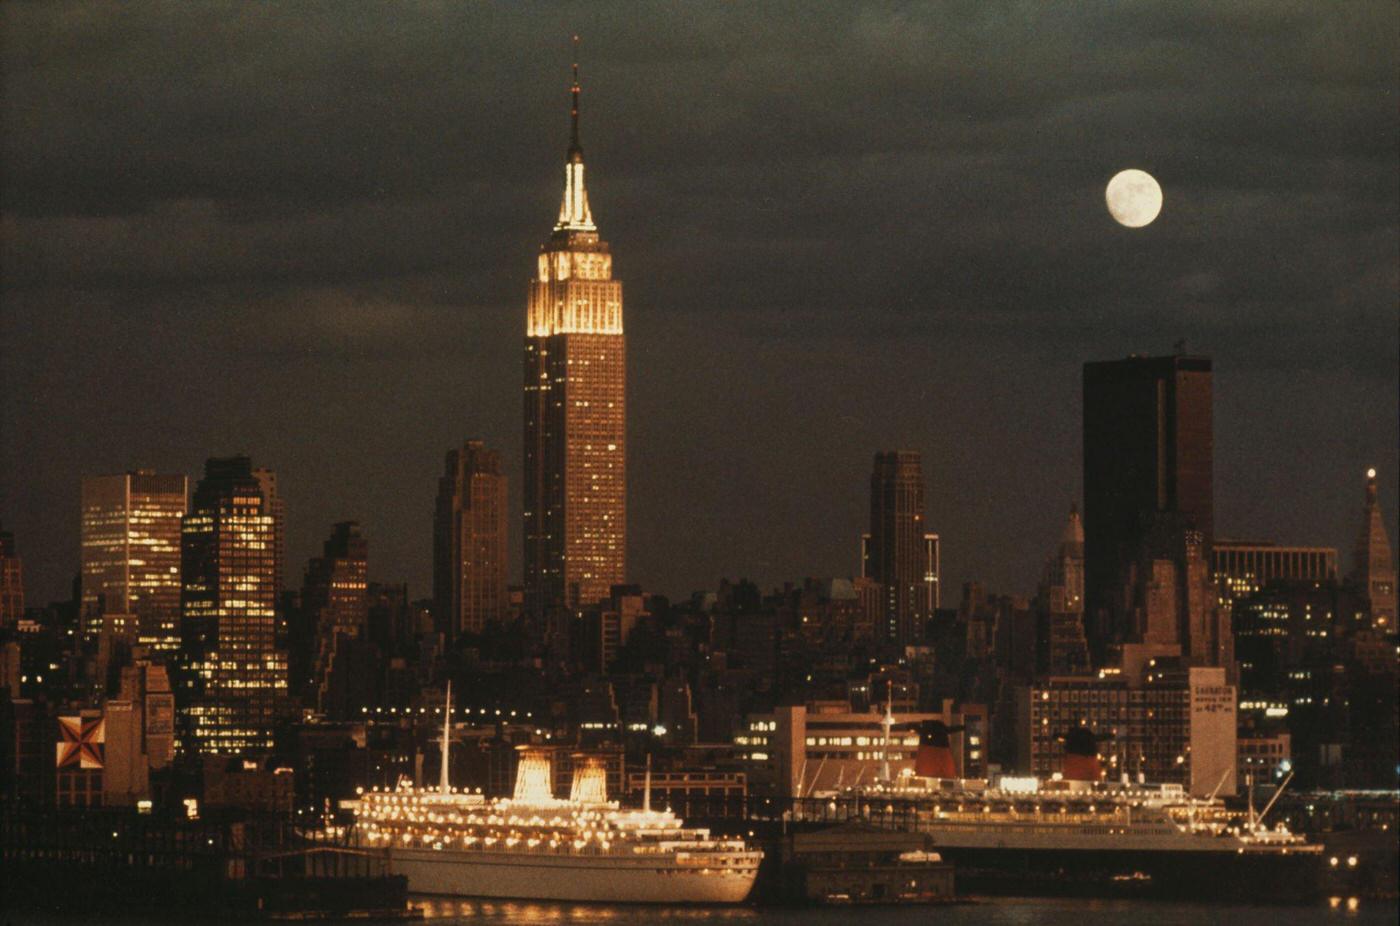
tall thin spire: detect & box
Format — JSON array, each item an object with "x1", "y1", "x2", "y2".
[
  {"x1": 569, "y1": 35, "x2": 582, "y2": 159},
  {"x1": 1355, "y1": 466, "x2": 1396, "y2": 630},
  {"x1": 555, "y1": 35, "x2": 595, "y2": 233}
]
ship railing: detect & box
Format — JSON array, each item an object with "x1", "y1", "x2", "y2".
[
  {"x1": 359, "y1": 827, "x2": 757, "y2": 859},
  {"x1": 916, "y1": 811, "x2": 1129, "y2": 825}
]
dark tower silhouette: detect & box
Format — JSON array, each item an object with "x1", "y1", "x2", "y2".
[
  {"x1": 865, "y1": 451, "x2": 935, "y2": 646},
  {"x1": 1082, "y1": 354, "x2": 1213, "y2": 659},
  {"x1": 434, "y1": 441, "x2": 508, "y2": 639}
]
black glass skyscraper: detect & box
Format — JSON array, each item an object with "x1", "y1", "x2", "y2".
[{"x1": 1082, "y1": 353, "x2": 1213, "y2": 655}]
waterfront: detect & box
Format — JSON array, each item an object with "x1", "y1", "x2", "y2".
[
  {"x1": 7, "y1": 897, "x2": 1398, "y2": 926},
  {"x1": 408, "y1": 898, "x2": 1399, "y2": 926}
]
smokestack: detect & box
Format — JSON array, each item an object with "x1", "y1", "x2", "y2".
[
  {"x1": 1061, "y1": 727, "x2": 1103, "y2": 782},
  {"x1": 914, "y1": 720, "x2": 961, "y2": 779}
]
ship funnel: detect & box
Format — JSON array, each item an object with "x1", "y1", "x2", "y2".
[
  {"x1": 513, "y1": 748, "x2": 555, "y2": 803},
  {"x1": 1060, "y1": 727, "x2": 1104, "y2": 782},
  {"x1": 914, "y1": 720, "x2": 962, "y2": 779},
  {"x1": 569, "y1": 755, "x2": 608, "y2": 804}
]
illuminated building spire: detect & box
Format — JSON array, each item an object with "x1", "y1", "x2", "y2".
[
  {"x1": 569, "y1": 35, "x2": 582, "y2": 158},
  {"x1": 1355, "y1": 466, "x2": 1396, "y2": 630},
  {"x1": 556, "y1": 36, "x2": 595, "y2": 233},
  {"x1": 525, "y1": 40, "x2": 625, "y2": 619}
]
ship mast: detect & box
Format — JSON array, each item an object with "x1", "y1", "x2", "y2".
[
  {"x1": 880, "y1": 686, "x2": 895, "y2": 783},
  {"x1": 1206, "y1": 767, "x2": 1232, "y2": 802},
  {"x1": 1255, "y1": 771, "x2": 1294, "y2": 830},
  {"x1": 440, "y1": 681, "x2": 452, "y2": 795},
  {"x1": 1246, "y1": 770, "x2": 1255, "y2": 831}
]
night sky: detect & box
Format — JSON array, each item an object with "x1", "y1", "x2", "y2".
[{"x1": 3, "y1": 3, "x2": 1396, "y2": 608}]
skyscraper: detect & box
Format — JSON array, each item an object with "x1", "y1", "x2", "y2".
[
  {"x1": 79, "y1": 471, "x2": 187, "y2": 652},
  {"x1": 252, "y1": 466, "x2": 286, "y2": 601},
  {"x1": 863, "y1": 450, "x2": 936, "y2": 646},
  {"x1": 302, "y1": 521, "x2": 368, "y2": 715},
  {"x1": 1037, "y1": 504, "x2": 1090, "y2": 675},
  {"x1": 1082, "y1": 353, "x2": 1213, "y2": 654},
  {"x1": 0, "y1": 525, "x2": 23, "y2": 627},
  {"x1": 179, "y1": 456, "x2": 286, "y2": 754},
  {"x1": 1212, "y1": 540, "x2": 1337, "y2": 612},
  {"x1": 524, "y1": 58, "x2": 626, "y2": 615},
  {"x1": 1353, "y1": 467, "x2": 1396, "y2": 631},
  {"x1": 433, "y1": 440, "x2": 508, "y2": 638}
]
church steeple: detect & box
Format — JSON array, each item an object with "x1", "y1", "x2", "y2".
[{"x1": 555, "y1": 36, "x2": 595, "y2": 233}]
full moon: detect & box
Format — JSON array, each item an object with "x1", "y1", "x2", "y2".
[{"x1": 1105, "y1": 169, "x2": 1163, "y2": 228}]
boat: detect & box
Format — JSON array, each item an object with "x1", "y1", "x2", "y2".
[
  {"x1": 805, "y1": 706, "x2": 1324, "y2": 902},
  {"x1": 345, "y1": 685, "x2": 762, "y2": 903}
]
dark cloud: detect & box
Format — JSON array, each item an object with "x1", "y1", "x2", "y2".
[{"x1": 3, "y1": 1, "x2": 1396, "y2": 606}]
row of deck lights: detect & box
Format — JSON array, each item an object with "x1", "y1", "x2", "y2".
[
  {"x1": 361, "y1": 706, "x2": 532, "y2": 718},
  {"x1": 351, "y1": 788, "x2": 748, "y2": 857},
  {"x1": 360, "y1": 824, "x2": 743, "y2": 859},
  {"x1": 850, "y1": 797, "x2": 1297, "y2": 840}
]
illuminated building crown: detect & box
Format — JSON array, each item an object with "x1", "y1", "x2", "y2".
[
  {"x1": 527, "y1": 42, "x2": 622, "y2": 338},
  {"x1": 554, "y1": 46, "x2": 595, "y2": 234}
]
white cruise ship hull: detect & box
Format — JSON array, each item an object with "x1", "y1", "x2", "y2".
[{"x1": 390, "y1": 847, "x2": 759, "y2": 903}]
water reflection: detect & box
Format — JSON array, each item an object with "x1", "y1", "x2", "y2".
[
  {"x1": 412, "y1": 895, "x2": 1393, "y2": 926},
  {"x1": 416, "y1": 897, "x2": 757, "y2": 922}
]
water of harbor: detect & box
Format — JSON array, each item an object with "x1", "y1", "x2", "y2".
[
  {"x1": 408, "y1": 897, "x2": 1397, "y2": 925},
  {"x1": 8, "y1": 897, "x2": 1396, "y2": 926}
]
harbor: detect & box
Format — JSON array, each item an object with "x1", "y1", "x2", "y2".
[
  {"x1": 8, "y1": 780, "x2": 1395, "y2": 917},
  {"x1": 0, "y1": 803, "x2": 415, "y2": 920}
]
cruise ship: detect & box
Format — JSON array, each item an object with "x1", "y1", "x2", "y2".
[
  {"x1": 811, "y1": 716, "x2": 1324, "y2": 901},
  {"x1": 345, "y1": 687, "x2": 762, "y2": 903}
]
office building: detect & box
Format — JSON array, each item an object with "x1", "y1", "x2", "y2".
[
  {"x1": 1037, "y1": 505, "x2": 1090, "y2": 675},
  {"x1": 1022, "y1": 664, "x2": 1236, "y2": 797},
  {"x1": 1237, "y1": 728, "x2": 1291, "y2": 787},
  {"x1": 0, "y1": 526, "x2": 23, "y2": 627},
  {"x1": 1083, "y1": 353, "x2": 1213, "y2": 654},
  {"x1": 303, "y1": 522, "x2": 369, "y2": 715},
  {"x1": 523, "y1": 60, "x2": 626, "y2": 615},
  {"x1": 252, "y1": 467, "x2": 286, "y2": 600},
  {"x1": 79, "y1": 471, "x2": 187, "y2": 651},
  {"x1": 368, "y1": 581, "x2": 412, "y2": 657},
  {"x1": 737, "y1": 699, "x2": 988, "y2": 798},
  {"x1": 1232, "y1": 580, "x2": 1362, "y2": 705},
  {"x1": 179, "y1": 456, "x2": 287, "y2": 754},
  {"x1": 576, "y1": 585, "x2": 647, "y2": 673},
  {"x1": 102, "y1": 660, "x2": 175, "y2": 806},
  {"x1": 433, "y1": 441, "x2": 508, "y2": 638},
  {"x1": 863, "y1": 451, "x2": 937, "y2": 646},
  {"x1": 1212, "y1": 540, "x2": 1338, "y2": 611},
  {"x1": 1111, "y1": 530, "x2": 1233, "y2": 673}
]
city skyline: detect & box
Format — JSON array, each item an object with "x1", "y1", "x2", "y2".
[
  {"x1": 3, "y1": 4, "x2": 1397, "y2": 608},
  {"x1": 2, "y1": 8, "x2": 1396, "y2": 917}
]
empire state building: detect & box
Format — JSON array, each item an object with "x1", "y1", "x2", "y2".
[{"x1": 524, "y1": 60, "x2": 625, "y2": 615}]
